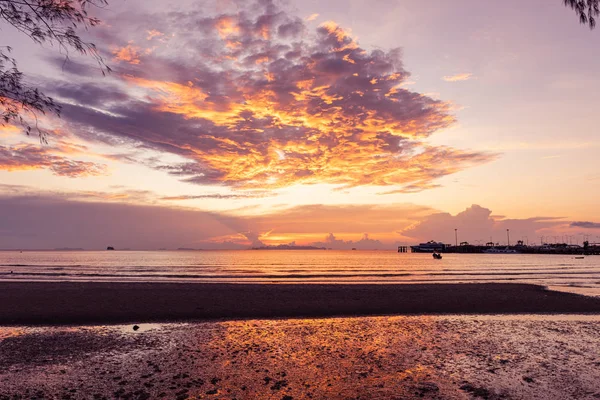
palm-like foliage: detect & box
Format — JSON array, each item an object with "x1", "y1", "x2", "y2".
[{"x1": 565, "y1": 0, "x2": 600, "y2": 28}]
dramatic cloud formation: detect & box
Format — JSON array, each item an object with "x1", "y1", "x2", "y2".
[
  {"x1": 0, "y1": 144, "x2": 107, "y2": 177},
  {"x1": 42, "y1": 0, "x2": 493, "y2": 193},
  {"x1": 442, "y1": 73, "x2": 473, "y2": 82}
]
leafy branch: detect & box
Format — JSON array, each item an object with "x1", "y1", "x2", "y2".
[
  {"x1": 0, "y1": 0, "x2": 110, "y2": 141},
  {"x1": 564, "y1": 0, "x2": 600, "y2": 28}
]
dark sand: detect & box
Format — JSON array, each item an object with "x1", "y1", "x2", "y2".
[
  {"x1": 2, "y1": 316, "x2": 600, "y2": 399},
  {"x1": 1, "y1": 282, "x2": 600, "y2": 325}
]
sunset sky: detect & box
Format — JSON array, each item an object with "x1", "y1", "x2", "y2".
[{"x1": 1, "y1": 0, "x2": 599, "y2": 249}]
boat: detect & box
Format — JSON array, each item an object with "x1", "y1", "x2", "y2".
[
  {"x1": 575, "y1": 256, "x2": 585, "y2": 259},
  {"x1": 432, "y1": 252, "x2": 442, "y2": 260},
  {"x1": 483, "y1": 247, "x2": 517, "y2": 254},
  {"x1": 410, "y1": 240, "x2": 447, "y2": 253}
]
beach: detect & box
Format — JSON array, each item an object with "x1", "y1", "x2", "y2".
[
  {"x1": 2, "y1": 314, "x2": 600, "y2": 399},
  {"x1": 1, "y1": 282, "x2": 600, "y2": 325},
  {"x1": 2, "y1": 281, "x2": 600, "y2": 398},
  {"x1": 1, "y1": 0, "x2": 598, "y2": 397}
]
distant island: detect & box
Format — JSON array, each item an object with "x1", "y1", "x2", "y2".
[
  {"x1": 177, "y1": 248, "x2": 204, "y2": 251},
  {"x1": 251, "y1": 245, "x2": 326, "y2": 250}
]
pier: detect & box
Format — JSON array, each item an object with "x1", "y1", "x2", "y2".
[{"x1": 411, "y1": 242, "x2": 600, "y2": 255}]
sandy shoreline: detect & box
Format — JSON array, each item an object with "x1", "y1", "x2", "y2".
[
  {"x1": 2, "y1": 282, "x2": 600, "y2": 325},
  {"x1": 2, "y1": 316, "x2": 600, "y2": 399}
]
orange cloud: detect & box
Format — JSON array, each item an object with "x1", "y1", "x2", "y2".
[
  {"x1": 113, "y1": 44, "x2": 142, "y2": 64},
  {"x1": 112, "y1": 42, "x2": 155, "y2": 65},
  {"x1": 147, "y1": 29, "x2": 164, "y2": 40},
  {"x1": 0, "y1": 124, "x2": 20, "y2": 137},
  {"x1": 0, "y1": 144, "x2": 107, "y2": 177},
  {"x1": 125, "y1": 73, "x2": 481, "y2": 189},
  {"x1": 442, "y1": 73, "x2": 473, "y2": 82},
  {"x1": 53, "y1": 2, "x2": 493, "y2": 192},
  {"x1": 319, "y1": 21, "x2": 359, "y2": 52},
  {"x1": 306, "y1": 13, "x2": 319, "y2": 21},
  {"x1": 215, "y1": 16, "x2": 239, "y2": 38}
]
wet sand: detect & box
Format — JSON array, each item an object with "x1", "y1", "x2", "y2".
[
  {"x1": 1, "y1": 315, "x2": 600, "y2": 399},
  {"x1": 2, "y1": 283, "x2": 600, "y2": 398},
  {"x1": 2, "y1": 282, "x2": 600, "y2": 326}
]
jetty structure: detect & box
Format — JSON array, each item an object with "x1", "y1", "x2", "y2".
[
  {"x1": 403, "y1": 240, "x2": 600, "y2": 255},
  {"x1": 410, "y1": 241, "x2": 447, "y2": 253}
]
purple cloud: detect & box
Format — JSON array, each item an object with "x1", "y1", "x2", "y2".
[
  {"x1": 0, "y1": 144, "x2": 107, "y2": 177},
  {"x1": 38, "y1": 0, "x2": 494, "y2": 191},
  {"x1": 570, "y1": 221, "x2": 600, "y2": 229}
]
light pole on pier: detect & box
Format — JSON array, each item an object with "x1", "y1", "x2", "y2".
[
  {"x1": 506, "y1": 229, "x2": 510, "y2": 246},
  {"x1": 455, "y1": 229, "x2": 458, "y2": 247}
]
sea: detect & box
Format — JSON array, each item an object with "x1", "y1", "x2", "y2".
[{"x1": 1, "y1": 250, "x2": 599, "y2": 296}]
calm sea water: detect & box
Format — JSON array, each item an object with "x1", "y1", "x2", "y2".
[{"x1": 1, "y1": 250, "x2": 599, "y2": 296}]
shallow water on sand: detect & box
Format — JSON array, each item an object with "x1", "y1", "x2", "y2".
[
  {"x1": 1, "y1": 315, "x2": 600, "y2": 399},
  {"x1": 1, "y1": 250, "x2": 599, "y2": 296}
]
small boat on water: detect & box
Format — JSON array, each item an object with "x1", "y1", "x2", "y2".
[
  {"x1": 575, "y1": 256, "x2": 585, "y2": 259},
  {"x1": 432, "y1": 252, "x2": 442, "y2": 260}
]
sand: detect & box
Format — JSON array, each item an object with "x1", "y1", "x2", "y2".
[
  {"x1": 2, "y1": 282, "x2": 600, "y2": 398},
  {"x1": 1, "y1": 315, "x2": 600, "y2": 399},
  {"x1": 1, "y1": 282, "x2": 600, "y2": 326}
]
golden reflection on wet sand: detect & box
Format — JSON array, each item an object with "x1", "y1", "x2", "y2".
[{"x1": 1, "y1": 315, "x2": 600, "y2": 399}]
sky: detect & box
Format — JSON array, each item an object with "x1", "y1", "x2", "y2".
[{"x1": 1, "y1": 0, "x2": 599, "y2": 249}]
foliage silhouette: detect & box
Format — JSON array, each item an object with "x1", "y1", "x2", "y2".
[
  {"x1": 0, "y1": 0, "x2": 110, "y2": 141},
  {"x1": 564, "y1": 0, "x2": 600, "y2": 28}
]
